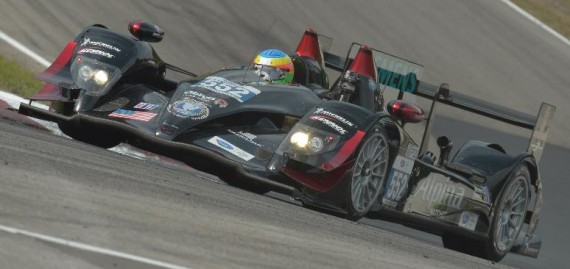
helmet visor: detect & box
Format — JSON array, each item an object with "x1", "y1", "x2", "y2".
[{"x1": 253, "y1": 64, "x2": 290, "y2": 83}]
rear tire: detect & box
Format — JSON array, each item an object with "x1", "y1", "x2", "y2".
[
  {"x1": 485, "y1": 163, "x2": 530, "y2": 261},
  {"x1": 343, "y1": 127, "x2": 390, "y2": 221},
  {"x1": 442, "y1": 163, "x2": 530, "y2": 262}
]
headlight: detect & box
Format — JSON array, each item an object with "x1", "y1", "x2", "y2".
[
  {"x1": 93, "y1": 70, "x2": 110, "y2": 85},
  {"x1": 71, "y1": 57, "x2": 121, "y2": 96},
  {"x1": 308, "y1": 136, "x2": 324, "y2": 153},
  {"x1": 291, "y1": 132, "x2": 309, "y2": 147},
  {"x1": 290, "y1": 131, "x2": 335, "y2": 154}
]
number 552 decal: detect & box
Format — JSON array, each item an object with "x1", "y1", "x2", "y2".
[
  {"x1": 383, "y1": 156, "x2": 414, "y2": 207},
  {"x1": 194, "y1": 76, "x2": 261, "y2": 103}
]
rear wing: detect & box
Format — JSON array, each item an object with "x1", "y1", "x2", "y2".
[{"x1": 323, "y1": 43, "x2": 555, "y2": 162}]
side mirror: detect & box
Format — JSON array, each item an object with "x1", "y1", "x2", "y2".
[
  {"x1": 128, "y1": 20, "x2": 164, "y2": 43},
  {"x1": 386, "y1": 100, "x2": 424, "y2": 123}
]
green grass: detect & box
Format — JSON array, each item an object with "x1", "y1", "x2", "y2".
[
  {"x1": 511, "y1": 0, "x2": 570, "y2": 39},
  {"x1": 0, "y1": 54, "x2": 43, "y2": 98}
]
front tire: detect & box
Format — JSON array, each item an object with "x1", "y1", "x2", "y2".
[
  {"x1": 59, "y1": 123, "x2": 122, "y2": 149},
  {"x1": 344, "y1": 128, "x2": 390, "y2": 220}
]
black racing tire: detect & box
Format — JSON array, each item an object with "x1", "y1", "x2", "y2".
[
  {"x1": 343, "y1": 127, "x2": 390, "y2": 221},
  {"x1": 442, "y1": 163, "x2": 531, "y2": 262},
  {"x1": 58, "y1": 123, "x2": 122, "y2": 149},
  {"x1": 485, "y1": 163, "x2": 531, "y2": 261}
]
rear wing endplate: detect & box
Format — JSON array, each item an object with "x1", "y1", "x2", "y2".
[{"x1": 528, "y1": 102, "x2": 555, "y2": 162}]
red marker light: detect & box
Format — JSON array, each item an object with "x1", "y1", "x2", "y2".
[
  {"x1": 127, "y1": 20, "x2": 164, "y2": 42},
  {"x1": 295, "y1": 28, "x2": 323, "y2": 65},
  {"x1": 128, "y1": 20, "x2": 142, "y2": 34},
  {"x1": 387, "y1": 100, "x2": 424, "y2": 123},
  {"x1": 348, "y1": 45, "x2": 376, "y2": 81}
]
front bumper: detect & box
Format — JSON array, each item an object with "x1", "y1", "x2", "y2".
[{"x1": 18, "y1": 103, "x2": 297, "y2": 194}]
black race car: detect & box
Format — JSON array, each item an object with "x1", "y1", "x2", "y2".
[{"x1": 19, "y1": 21, "x2": 555, "y2": 262}]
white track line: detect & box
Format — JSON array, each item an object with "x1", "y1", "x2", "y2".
[
  {"x1": 0, "y1": 29, "x2": 50, "y2": 67},
  {"x1": 0, "y1": 224, "x2": 195, "y2": 269},
  {"x1": 501, "y1": 0, "x2": 570, "y2": 47}
]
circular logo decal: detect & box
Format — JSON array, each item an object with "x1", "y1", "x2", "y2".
[
  {"x1": 168, "y1": 99, "x2": 209, "y2": 120},
  {"x1": 216, "y1": 138, "x2": 233, "y2": 150}
]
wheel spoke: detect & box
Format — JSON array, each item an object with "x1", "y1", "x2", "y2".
[
  {"x1": 368, "y1": 180, "x2": 377, "y2": 193},
  {"x1": 511, "y1": 197, "x2": 525, "y2": 209},
  {"x1": 513, "y1": 185, "x2": 524, "y2": 200},
  {"x1": 508, "y1": 219, "x2": 518, "y2": 228},
  {"x1": 361, "y1": 185, "x2": 369, "y2": 205},
  {"x1": 364, "y1": 142, "x2": 373, "y2": 158},
  {"x1": 372, "y1": 144, "x2": 385, "y2": 161}
]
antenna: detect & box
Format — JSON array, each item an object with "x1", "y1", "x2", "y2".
[{"x1": 242, "y1": 18, "x2": 278, "y2": 84}]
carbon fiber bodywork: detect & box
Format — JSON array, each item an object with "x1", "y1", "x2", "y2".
[{"x1": 20, "y1": 22, "x2": 554, "y2": 261}]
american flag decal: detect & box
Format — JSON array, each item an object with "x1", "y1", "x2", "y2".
[{"x1": 108, "y1": 109, "x2": 157, "y2": 122}]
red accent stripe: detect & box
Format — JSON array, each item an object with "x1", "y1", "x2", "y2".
[
  {"x1": 281, "y1": 130, "x2": 366, "y2": 192},
  {"x1": 283, "y1": 161, "x2": 353, "y2": 192},
  {"x1": 32, "y1": 41, "x2": 77, "y2": 101},
  {"x1": 321, "y1": 130, "x2": 366, "y2": 171}
]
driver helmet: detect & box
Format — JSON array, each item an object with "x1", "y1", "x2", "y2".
[{"x1": 252, "y1": 49, "x2": 294, "y2": 84}]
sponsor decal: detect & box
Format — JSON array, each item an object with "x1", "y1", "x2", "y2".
[
  {"x1": 183, "y1": 90, "x2": 228, "y2": 108},
  {"x1": 80, "y1": 38, "x2": 121, "y2": 52},
  {"x1": 313, "y1": 108, "x2": 354, "y2": 127},
  {"x1": 77, "y1": 48, "x2": 114, "y2": 59},
  {"x1": 207, "y1": 136, "x2": 254, "y2": 161},
  {"x1": 458, "y1": 211, "x2": 479, "y2": 231},
  {"x1": 309, "y1": 115, "x2": 347, "y2": 135},
  {"x1": 405, "y1": 144, "x2": 419, "y2": 159},
  {"x1": 227, "y1": 129, "x2": 261, "y2": 147},
  {"x1": 192, "y1": 76, "x2": 260, "y2": 103},
  {"x1": 134, "y1": 102, "x2": 160, "y2": 110},
  {"x1": 108, "y1": 109, "x2": 156, "y2": 122},
  {"x1": 184, "y1": 90, "x2": 217, "y2": 102},
  {"x1": 159, "y1": 122, "x2": 179, "y2": 135},
  {"x1": 414, "y1": 174, "x2": 465, "y2": 209},
  {"x1": 482, "y1": 186, "x2": 491, "y2": 205},
  {"x1": 214, "y1": 98, "x2": 228, "y2": 108},
  {"x1": 167, "y1": 99, "x2": 209, "y2": 120},
  {"x1": 374, "y1": 52, "x2": 423, "y2": 93},
  {"x1": 383, "y1": 156, "x2": 414, "y2": 206}
]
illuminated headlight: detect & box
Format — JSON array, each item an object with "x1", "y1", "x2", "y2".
[
  {"x1": 290, "y1": 132, "x2": 326, "y2": 153},
  {"x1": 93, "y1": 70, "x2": 109, "y2": 85},
  {"x1": 71, "y1": 57, "x2": 121, "y2": 96},
  {"x1": 291, "y1": 132, "x2": 309, "y2": 148}
]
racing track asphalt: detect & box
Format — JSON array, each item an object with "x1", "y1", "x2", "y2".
[{"x1": 0, "y1": 1, "x2": 569, "y2": 268}]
